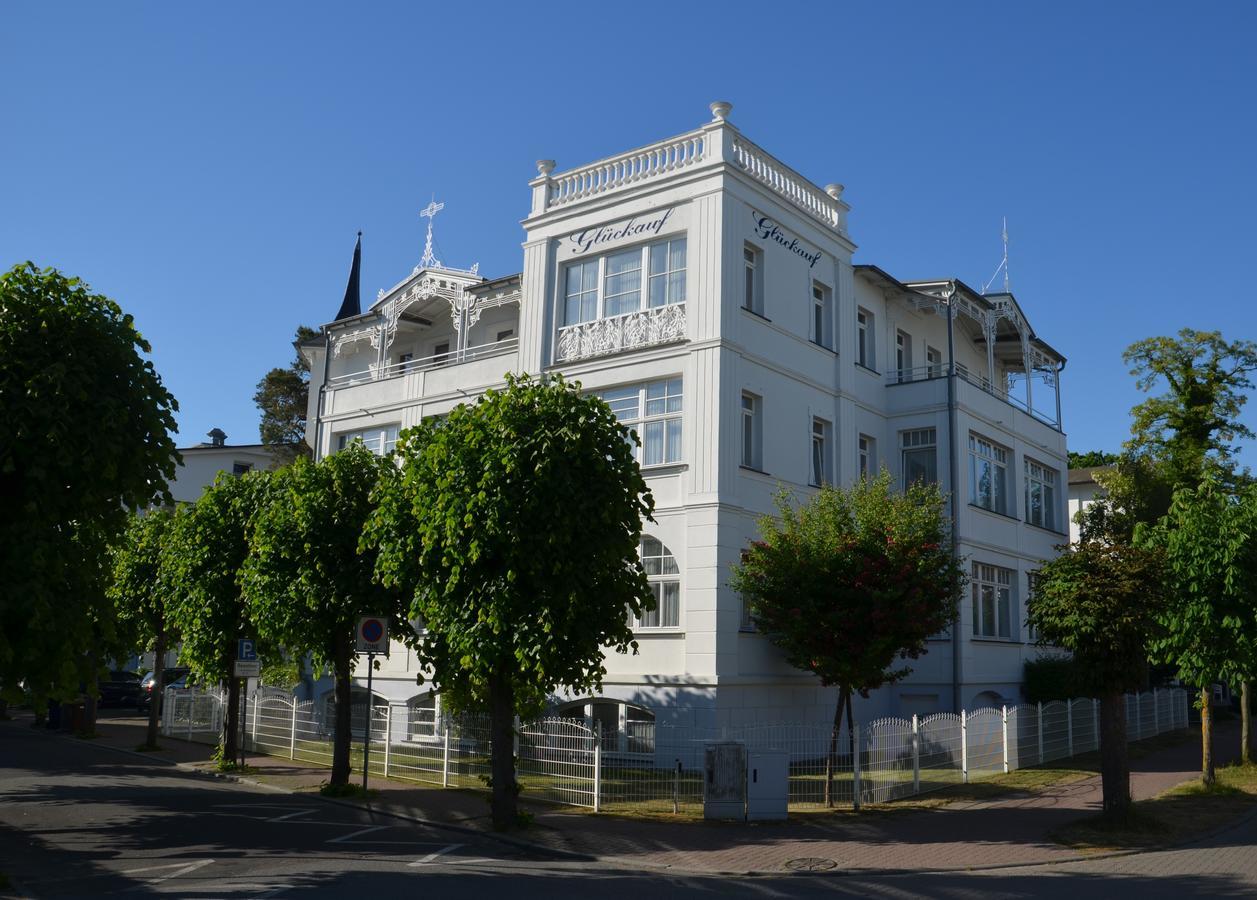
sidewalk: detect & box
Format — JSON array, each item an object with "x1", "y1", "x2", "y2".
[{"x1": 41, "y1": 711, "x2": 1244, "y2": 875}]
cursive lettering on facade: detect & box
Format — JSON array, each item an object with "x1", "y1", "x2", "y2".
[
  {"x1": 569, "y1": 208, "x2": 675, "y2": 255},
  {"x1": 752, "y1": 211, "x2": 821, "y2": 268}
]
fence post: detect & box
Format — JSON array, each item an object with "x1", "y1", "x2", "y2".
[
  {"x1": 250, "y1": 691, "x2": 259, "y2": 754},
  {"x1": 593, "y1": 720, "x2": 602, "y2": 813},
  {"x1": 289, "y1": 700, "x2": 297, "y2": 760},
  {"x1": 852, "y1": 722, "x2": 862, "y2": 810},
  {"x1": 1036, "y1": 702, "x2": 1044, "y2": 765},
  {"x1": 960, "y1": 710, "x2": 968, "y2": 785},
  {"x1": 1067, "y1": 701, "x2": 1074, "y2": 758},
  {"x1": 513, "y1": 714, "x2": 520, "y2": 761},
  {"x1": 912, "y1": 714, "x2": 921, "y2": 793},
  {"x1": 383, "y1": 705, "x2": 392, "y2": 778},
  {"x1": 442, "y1": 724, "x2": 451, "y2": 788},
  {"x1": 1001, "y1": 706, "x2": 1010, "y2": 774}
]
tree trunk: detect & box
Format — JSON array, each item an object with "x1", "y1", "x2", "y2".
[
  {"x1": 144, "y1": 630, "x2": 166, "y2": 749},
  {"x1": 223, "y1": 671, "x2": 241, "y2": 766},
  {"x1": 330, "y1": 630, "x2": 353, "y2": 786},
  {"x1": 1201, "y1": 686, "x2": 1215, "y2": 787},
  {"x1": 488, "y1": 665, "x2": 518, "y2": 830},
  {"x1": 83, "y1": 651, "x2": 98, "y2": 734},
  {"x1": 1242, "y1": 681, "x2": 1251, "y2": 767},
  {"x1": 825, "y1": 689, "x2": 847, "y2": 809},
  {"x1": 1098, "y1": 689, "x2": 1131, "y2": 819}
]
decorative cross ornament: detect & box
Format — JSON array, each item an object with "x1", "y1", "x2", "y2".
[{"x1": 419, "y1": 198, "x2": 444, "y2": 269}]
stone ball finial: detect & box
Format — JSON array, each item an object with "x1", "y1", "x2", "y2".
[
  {"x1": 709, "y1": 100, "x2": 733, "y2": 122},
  {"x1": 536, "y1": 159, "x2": 556, "y2": 176},
  {"x1": 824, "y1": 183, "x2": 845, "y2": 200}
]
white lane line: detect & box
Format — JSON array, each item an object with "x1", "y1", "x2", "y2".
[
  {"x1": 123, "y1": 859, "x2": 215, "y2": 883},
  {"x1": 408, "y1": 843, "x2": 463, "y2": 867},
  {"x1": 326, "y1": 825, "x2": 389, "y2": 843},
  {"x1": 266, "y1": 809, "x2": 317, "y2": 822}
]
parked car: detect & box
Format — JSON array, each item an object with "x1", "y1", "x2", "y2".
[
  {"x1": 136, "y1": 667, "x2": 191, "y2": 713},
  {"x1": 99, "y1": 670, "x2": 142, "y2": 708}
]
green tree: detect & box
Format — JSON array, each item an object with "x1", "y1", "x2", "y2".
[
  {"x1": 165, "y1": 471, "x2": 272, "y2": 762},
  {"x1": 365, "y1": 374, "x2": 653, "y2": 829},
  {"x1": 253, "y1": 325, "x2": 317, "y2": 462},
  {"x1": 1141, "y1": 476, "x2": 1257, "y2": 785},
  {"x1": 242, "y1": 444, "x2": 406, "y2": 787},
  {"x1": 1027, "y1": 540, "x2": 1168, "y2": 817},
  {"x1": 1075, "y1": 454, "x2": 1176, "y2": 545},
  {"x1": 108, "y1": 508, "x2": 180, "y2": 749},
  {"x1": 1124, "y1": 329, "x2": 1257, "y2": 487},
  {"x1": 1067, "y1": 450, "x2": 1121, "y2": 470},
  {"x1": 0, "y1": 263, "x2": 179, "y2": 706},
  {"x1": 730, "y1": 473, "x2": 964, "y2": 807}
]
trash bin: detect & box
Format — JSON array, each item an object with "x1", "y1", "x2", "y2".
[{"x1": 65, "y1": 700, "x2": 87, "y2": 733}]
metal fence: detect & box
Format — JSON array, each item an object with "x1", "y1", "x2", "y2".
[{"x1": 164, "y1": 687, "x2": 1191, "y2": 814}]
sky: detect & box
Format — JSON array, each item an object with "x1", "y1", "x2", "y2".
[{"x1": 4, "y1": 2, "x2": 1256, "y2": 461}]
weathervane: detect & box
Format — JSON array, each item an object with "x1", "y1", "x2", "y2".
[{"x1": 419, "y1": 197, "x2": 444, "y2": 269}]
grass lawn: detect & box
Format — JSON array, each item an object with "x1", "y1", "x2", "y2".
[{"x1": 1053, "y1": 762, "x2": 1257, "y2": 850}]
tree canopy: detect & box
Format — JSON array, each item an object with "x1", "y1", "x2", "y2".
[
  {"x1": 253, "y1": 325, "x2": 317, "y2": 462},
  {"x1": 1067, "y1": 449, "x2": 1121, "y2": 470},
  {"x1": 242, "y1": 443, "x2": 406, "y2": 785},
  {"x1": 365, "y1": 373, "x2": 654, "y2": 828},
  {"x1": 0, "y1": 262, "x2": 179, "y2": 703}
]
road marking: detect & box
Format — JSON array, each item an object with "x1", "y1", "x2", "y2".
[
  {"x1": 326, "y1": 825, "x2": 389, "y2": 843},
  {"x1": 122, "y1": 859, "x2": 215, "y2": 883},
  {"x1": 408, "y1": 843, "x2": 463, "y2": 867},
  {"x1": 266, "y1": 809, "x2": 317, "y2": 822}
]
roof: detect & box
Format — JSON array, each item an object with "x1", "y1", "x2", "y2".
[
  {"x1": 1067, "y1": 465, "x2": 1113, "y2": 485},
  {"x1": 179, "y1": 443, "x2": 274, "y2": 453}
]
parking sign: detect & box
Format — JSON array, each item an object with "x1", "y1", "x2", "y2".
[{"x1": 356, "y1": 616, "x2": 388, "y2": 654}]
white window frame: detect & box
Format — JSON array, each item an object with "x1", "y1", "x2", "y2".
[
  {"x1": 900, "y1": 428, "x2": 937, "y2": 488},
  {"x1": 1024, "y1": 457, "x2": 1059, "y2": 531},
  {"x1": 810, "y1": 416, "x2": 832, "y2": 486},
  {"x1": 336, "y1": 424, "x2": 401, "y2": 456},
  {"x1": 600, "y1": 379, "x2": 683, "y2": 467},
  {"x1": 857, "y1": 307, "x2": 875, "y2": 369},
  {"x1": 634, "y1": 535, "x2": 680, "y2": 629},
  {"x1": 741, "y1": 392, "x2": 763, "y2": 470},
  {"x1": 969, "y1": 433, "x2": 1010, "y2": 515},
  {"x1": 743, "y1": 243, "x2": 763, "y2": 314},
  {"x1": 972, "y1": 562, "x2": 1014, "y2": 639},
  {"x1": 858, "y1": 434, "x2": 875, "y2": 479},
  {"x1": 563, "y1": 236, "x2": 687, "y2": 327},
  {"x1": 811, "y1": 281, "x2": 833, "y2": 349},
  {"x1": 896, "y1": 330, "x2": 913, "y2": 382},
  {"x1": 926, "y1": 345, "x2": 943, "y2": 378},
  {"x1": 407, "y1": 693, "x2": 440, "y2": 741}
]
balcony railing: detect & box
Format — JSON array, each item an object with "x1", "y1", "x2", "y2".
[
  {"x1": 887, "y1": 363, "x2": 1061, "y2": 430},
  {"x1": 327, "y1": 336, "x2": 518, "y2": 388},
  {"x1": 545, "y1": 131, "x2": 708, "y2": 210},
  {"x1": 555, "y1": 303, "x2": 686, "y2": 364}
]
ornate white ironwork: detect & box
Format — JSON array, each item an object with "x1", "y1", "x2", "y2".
[
  {"x1": 555, "y1": 304, "x2": 687, "y2": 363},
  {"x1": 331, "y1": 325, "x2": 382, "y2": 357},
  {"x1": 419, "y1": 199, "x2": 444, "y2": 269}
]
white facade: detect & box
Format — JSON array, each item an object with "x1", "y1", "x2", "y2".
[{"x1": 305, "y1": 103, "x2": 1069, "y2": 731}]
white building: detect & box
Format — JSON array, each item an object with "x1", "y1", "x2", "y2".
[
  {"x1": 1067, "y1": 465, "x2": 1109, "y2": 544},
  {"x1": 303, "y1": 102, "x2": 1069, "y2": 736},
  {"x1": 170, "y1": 428, "x2": 279, "y2": 504}
]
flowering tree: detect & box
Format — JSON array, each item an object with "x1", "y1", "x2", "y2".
[{"x1": 731, "y1": 473, "x2": 963, "y2": 806}]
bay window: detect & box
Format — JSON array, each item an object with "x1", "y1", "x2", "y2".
[{"x1": 563, "y1": 236, "x2": 687, "y2": 326}]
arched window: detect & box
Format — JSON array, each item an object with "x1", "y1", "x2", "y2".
[
  {"x1": 407, "y1": 693, "x2": 439, "y2": 740},
  {"x1": 321, "y1": 688, "x2": 386, "y2": 738},
  {"x1": 636, "y1": 535, "x2": 679, "y2": 628},
  {"x1": 556, "y1": 698, "x2": 655, "y2": 754}
]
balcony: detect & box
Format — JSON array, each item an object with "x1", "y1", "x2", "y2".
[
  {"x1": 328, "y1": 335, "x2": 518, "y2": 389},
  {"x1": 886, "y1": 364, "x2": 1063, "y2": 436},
  {"x1": 555, "y1": 303, "x2": 686, "y2": 364}
]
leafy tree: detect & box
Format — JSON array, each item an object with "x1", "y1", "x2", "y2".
[
  {"x1": 242, "y1": 444, "x2": 407, "y2": 787},
  {"x1": 1067, "y1": 450, "x2": 1121, "y2": 470},
  {"x1": 730, "y1": 473, "x2": 963, "y2": 807},
  {"x1": 109, "y1": 508, "x2": 180, "y2": 749},
  {"x1": 1141, "y1": 477, "x2": 1257, "y2": 785},
  {"x1": 1124, "y1": 328, "x2": 1257, "y2": 487},
  {"x1": 0, "y1": 263, "x2": 179, "y2": 707},
  {"x1": 365, "y1": 374, "x2": 654, "y2": 829},
  {"x1": 1027, "y1": 540, "x2": 1168, "y2": 817},
  {"x1": 253, "y1": 325, "x2": 317, "y2": 462},
  {"x1": 1075, "y1": 454, "x2": 1175, "y2": 545},
  {"x1": 165, "y1": 471, "x2": 272, "y2": 762}
]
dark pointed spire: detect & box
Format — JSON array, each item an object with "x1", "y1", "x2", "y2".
[{"x1": 334, "y1": 231, "x2": 362, "y2": 321}]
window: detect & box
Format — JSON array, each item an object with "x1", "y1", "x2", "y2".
[
  {"x1": 1026, "y1": 571, "x2": 1044, "y2": 643},
  {"x1": 926, "y1": 345, "x2": 943, "y2": 378},
  {"x1": 399, "y1": 351, "x2": 415, "y2": 372},
  {"x1": 858, "y1": 434, "x2": 875, "y2": 479},
  {"x1": 231, "y1": 462, "x2": 252, "y2": 476},
  {"x1": 601, "y1": 379, "x2": 683, "y2": 466},
  {"x1": 901, "y1": 428, "x2": 937, "y2": 487},
  {"x1": 563, "y1": 237, "x2": 687, "y2": 326},
  {"x1": 969, "y1": 434, "x2": 1009, "y2": 514},
  {"x1": 856, "y1": 308, "x2": 874, "y2": 369},
  {"x1": 743, "y1": 244, "x2": 762, "y2": 314},
  {"x1": 1025, "y1": 458, "x2": 1059, "y2": 530},
  {"x1": 741, "y1": 392, "x2": 762, "y2": 469},
  {"x1": 740, "y1": 593, "x2": 756, "y2": 631},
  {"x1": 896, "y1": 330, "x2": 913, "y2": 382},
  {"x1": 972, "y1": 562, "x2": 1013, "y2": 638},
  {"x1": 635, "y1": 535, "x2": 679, "y2": 628},
  {"x1": 433, "y1": 342, "x2": 450, "y2": 366},
  {"x1": 810, "y1": 417, "x2": 832, "y2": 486},
  {"x1": 811, "y1": 281, "x2": 833, "y2": 349},
  {"x1": 495, "y1": 328, "x2": 514, "y2": 342},
  {"x1": 407, "y1": 693, "x2": 438, "y2": 740},
  {"x1": 336, "y1": 425, "x2": 401, "y2": 456}
]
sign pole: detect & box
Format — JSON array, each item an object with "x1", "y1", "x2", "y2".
[
  {"x1": 362, "y1": 651, "x2": 375, "y2": 791},
  {"x1": 239, "y1": 681, "x2": 248, "y2": 769}
]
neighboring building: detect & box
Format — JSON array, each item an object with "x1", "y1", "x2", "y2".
[
  {"x1": 169, "y1": 428, "x2": 280, "y2": 505},
  {"x1": 303, "y1": 102, "x2": 1070, "y2": 733},
  {"x1": 1066, "y1": 465, "x2": 1111, "y2": 543}
]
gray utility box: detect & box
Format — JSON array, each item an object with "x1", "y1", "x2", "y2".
[
  {"x1": 746, "y1": 750, "x2": 789, "y2": 821},
  {"x1": 703, "y1": 741, "x2": 747, "y2": 820}
]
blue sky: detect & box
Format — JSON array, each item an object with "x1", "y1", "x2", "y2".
[{"x1": 4, "y1": 2, "x2": 1256, "y2": 461}]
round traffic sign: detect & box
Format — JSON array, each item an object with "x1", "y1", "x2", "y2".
[{"x1": 361, "y1": 618, "x2": 385, "y2": 643}]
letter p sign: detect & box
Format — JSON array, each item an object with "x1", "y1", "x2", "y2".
[{"x1": 237, "y1": 639, "x2": 257, "y2": 662}]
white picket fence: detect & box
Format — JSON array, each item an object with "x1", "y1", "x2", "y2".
[{"x1": 163, "y1": 687, "x2": 1190, "y2": 813}]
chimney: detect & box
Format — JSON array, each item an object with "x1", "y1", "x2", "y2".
[{"x1": 207, "y1": 428, "x2": 227, "y2": 447}]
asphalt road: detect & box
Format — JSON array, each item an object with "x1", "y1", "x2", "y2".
[{"x1": 2, "y1": 721, "x2": 1256, "y2": 899}]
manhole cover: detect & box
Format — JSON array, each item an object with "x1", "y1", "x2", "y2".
[{"x1": 785, "y1": 857, "x2": 837, "y2": 872}]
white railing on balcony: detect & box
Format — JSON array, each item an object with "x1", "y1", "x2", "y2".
[
  {"x1": 887, "y1": 363, "x2": 1061, "y2": 430},
  {"x1": 730, "y1": 137, "x2": 843, "y2": 232},
  {"x1": 555, "y1": 303, "x2": 686, "y2": 364},
  {"x1": 546, "y1": 131, "x2": 707, "y2": 210},
  {"x1": 328, "y1": 335, "x2": 518, "y2": 388}
]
